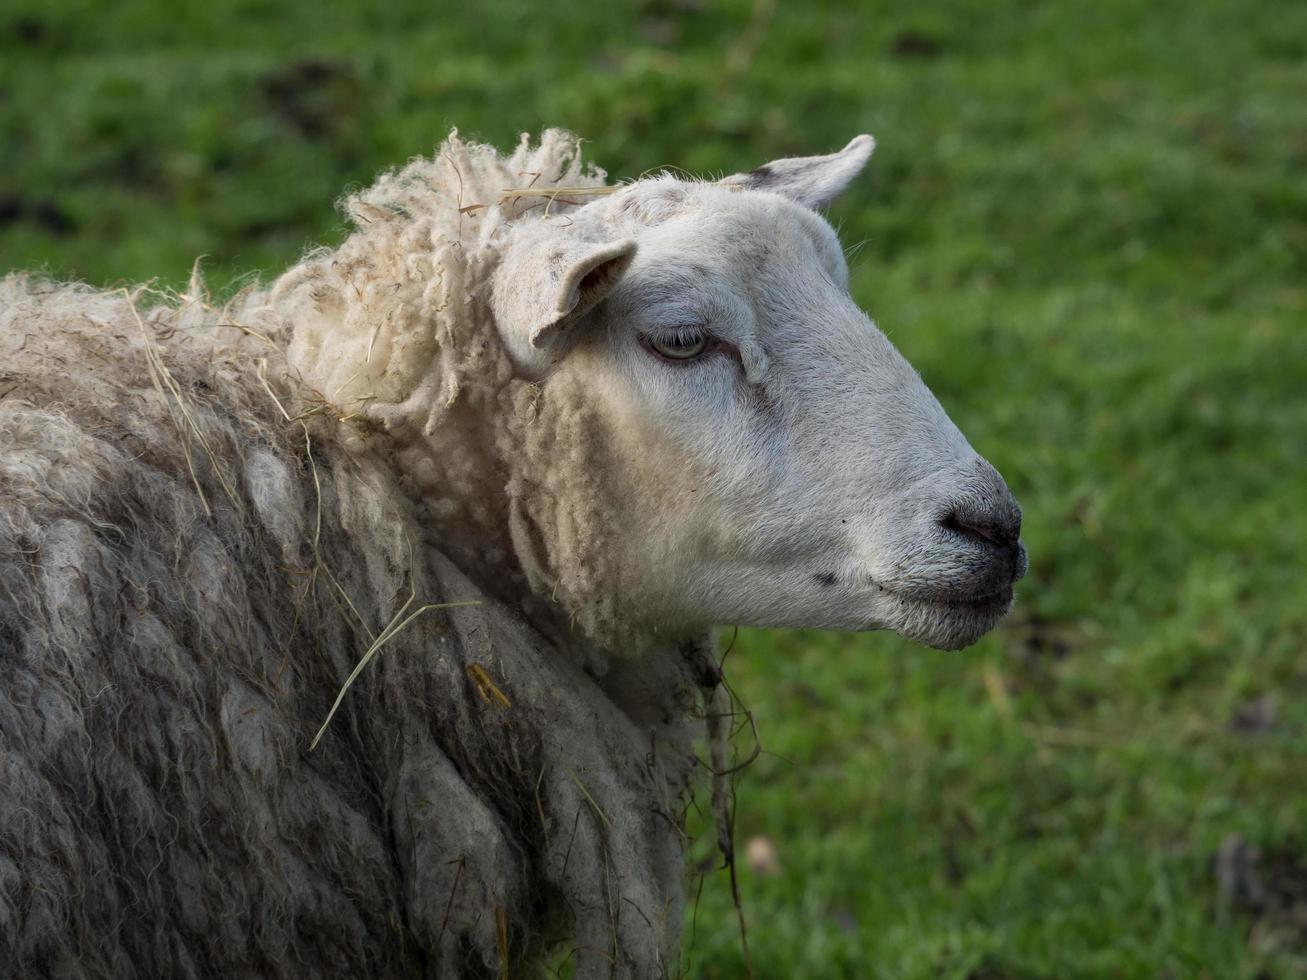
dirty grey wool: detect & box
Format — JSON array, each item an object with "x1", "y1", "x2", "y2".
[{"x1": 0, "y1": 280, "x2": 705, "y2": 978}]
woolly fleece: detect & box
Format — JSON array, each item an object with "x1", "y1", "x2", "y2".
[{"x1": 0, "y1": 131, "x2": 714, "y2": 979}]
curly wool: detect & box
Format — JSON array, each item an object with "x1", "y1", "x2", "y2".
[
  {"x1": 0, "y1": 131, "x2": 714, "y2": 979},
  {"x1": 273, "y1": 129, "x2": 628, "y2": 642}
]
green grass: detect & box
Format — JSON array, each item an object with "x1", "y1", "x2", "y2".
[{"x1": 4, "y1": 0, "x2": 1305, "y2": 976}]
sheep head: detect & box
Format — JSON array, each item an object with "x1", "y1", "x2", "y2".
[{"x1": 489, "y1": 136, "x2": 1027, "y2": 651}]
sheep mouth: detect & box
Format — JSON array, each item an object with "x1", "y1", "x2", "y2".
[
  {"x1": 878, "y1": 579, "x2": 1015, "y2": 611},
  {"x1": 879, "y1": 584, "x2": 1016, "y2": 650},
  {"x1": 922, "y1": 585, "x2": 1014, "y2": 611},
  {"x1": 909, "y1": 585, "x2": 1015, "y2": 619}
]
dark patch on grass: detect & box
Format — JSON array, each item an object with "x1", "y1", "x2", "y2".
[
  {"x1": 963, "y1": 955, "x2": 1053, "y2": 980},
  {"x1": 1011, "y1": 611, "x2": 1074, "y2": 662},
  {"x1": 10, "y1": 16, "x2": 47, "y2": 45},
  {"x1": 1215, "y1": 834, "x2": 1307, "y2": 949},
  {"x1": 1230, "y1": 693, "x2": 1278, "y2": 734},
  {"x1": 87, "y1": 145, "x2": 164, "y2": 191},
  {"x1": 1001, "y1": 611, "x2": 1080, "y2": 702},
  {"x1": 888, "y1": 29, "x2": 942, "y2": 59},
  {"x1": 637, "y1": 0, "x2": 705, "y2": 14},
  {"x1": 0, "y1": 195, "x2": 75, "y2": 236},
  {"x1": 942, "y1": 809, "x2": 978, "y2": 884},
  {"x1": 235, "y1": 216, "x2": 302, "y2": 244},
  {"x1": 259, "y1": 58, "x2": 360, "y2": 140},
  {"x1": 781, "y1": 679, "x2": 826, "y2": 708}
]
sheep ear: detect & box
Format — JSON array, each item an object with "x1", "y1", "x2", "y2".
[
  {"x1": 722, "y1": 135, "x2": 876, "y2": 209},
  {"x1": 492, "y1": 228, "x2": 637, "y2": 377}
]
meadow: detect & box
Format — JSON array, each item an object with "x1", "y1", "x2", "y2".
[{"x1": 2, "y1": 1, "x2": 1304, "y2": 976}]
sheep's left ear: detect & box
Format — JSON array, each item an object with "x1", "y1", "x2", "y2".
[
  {"x1": 491, "y1": 223, "x2": 637, "y2": 378},
  {"x1": 722, "y1": 134, "x2": 876, "y2": 209}
]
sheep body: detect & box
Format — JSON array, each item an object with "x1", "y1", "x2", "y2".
[{"x1": 0, "y1": 131, "x2": 705, "y2": 979}]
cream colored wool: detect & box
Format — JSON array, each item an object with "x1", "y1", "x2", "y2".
[
  {"x1": 0, "y1": 131, "x2": 708, "y2": 980},
  {"x1": 274, "y1": 129, "x2": 631, "y2": 643}
]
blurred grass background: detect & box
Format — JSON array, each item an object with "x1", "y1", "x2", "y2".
[{"x1": 2, "y1": 0, "x2": 1305, "y2": 976}]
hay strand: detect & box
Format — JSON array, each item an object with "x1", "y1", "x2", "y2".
[
  {"x1": 467, "y1": 663, "x2": 512, "y2": 708},
  {"x1": 128, "y1": 288, "x2": 243, "y2": 517},
  {"x1": 308, "y1": 592, "x2": 481, "y2": 750}
]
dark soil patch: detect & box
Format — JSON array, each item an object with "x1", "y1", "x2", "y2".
[
  {"x1": 889, "y1": 29, "x2": 943, "y2": 59},
  {"x1": 0, "y1": 194, "x2": 75, "y2": 235},
  {"x1": 11, "y1": 16, "x2": 48, "y2": 44},
  {"x1": 1216, "y1": 834, "x2": 1307, "y2": 948},
  {"x1": 258, "y1": 58, "x2": 361, "y2": 140}
]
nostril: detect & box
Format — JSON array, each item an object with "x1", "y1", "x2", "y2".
[
  {"x1": 941, "y1": 511, "x2": 1003, "y2": 547},
  {"x1": 941, "y1": 499, "x2": 1022, "y2": 547},
  {"x1": 938, "y1": 459, "x2": 1024, "y2": 557}
]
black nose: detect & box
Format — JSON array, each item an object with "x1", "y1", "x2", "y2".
[
  {"x1": 941, "y1": 510, "x2": 1020, "y2": 549},
  {"x1": 939, "y1": 459, "x2": 1023, "y2": 559}
]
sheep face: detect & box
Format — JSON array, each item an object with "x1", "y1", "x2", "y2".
[{"x1": 492, "y1": 139, "x2": 1026, "y2": 651}]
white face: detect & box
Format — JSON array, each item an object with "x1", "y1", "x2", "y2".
[{"x1": 492, "y1": 139, "x2": 1026, "y2": 650}]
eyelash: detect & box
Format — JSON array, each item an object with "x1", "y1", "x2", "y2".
[{"x1": 640, "y1": 326, "x2": 709, "y2": 362}]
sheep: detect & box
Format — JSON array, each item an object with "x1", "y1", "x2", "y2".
[{"x1": 0, "y1": 129, "x2": 1026, "y2": 979}]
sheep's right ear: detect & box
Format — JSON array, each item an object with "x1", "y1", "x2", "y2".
[
  {"x1": 491, "y1": 225, "x2": 637, "y2": 378},
  {"x1": 722, "y1": 135, "x2": 875, "y2": 209}
]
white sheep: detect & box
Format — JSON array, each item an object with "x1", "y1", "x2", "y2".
[{"x1": 0, "y1": 129, "x2": 1025, "y2": 978}]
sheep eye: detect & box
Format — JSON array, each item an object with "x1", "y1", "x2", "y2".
[{"x1": 646, "y1": 327, "x2": 709, "y2": 361}]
